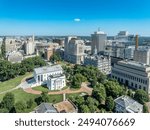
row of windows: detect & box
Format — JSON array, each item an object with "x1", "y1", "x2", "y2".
[
  {"x1": 112, "y1": 75, "x2": 147, "y2": 91},
  {"x1": 112, "y1": 70, "x2": 147, "y2": 85},
  {"x1": 37, "y1": 73, "x2": 62, "y2": 82}
]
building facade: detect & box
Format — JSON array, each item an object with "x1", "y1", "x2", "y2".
[
  {"x1": 7, "y1": 51, "x2": 23, "y2": 63},
  {"x1": 105, "y1": 41, "x2": 135, "y2": 60},
  {"x1": 134, "y1": 48, "x2": 150, "y2": 65},
  {"x1": 111, "y1": 60, "x2": 150, "y2": 94},
  {"x1": 3, "y1": 37, "x2": 17, "y2": 53},
  {"x1": 64, "y1": 38, "x2": 85, "y2": 64},
  {"x1": 45, "y1": 47, "x2": 53, "y2": 61},
  {"x1": 84, "y1": 55, "x2": 111, "y2": 74},
  {"x1": 34, "y1": 65, "x2": 66, "y2": 90},
  {"x1": 47, "y1": 74, "x2": 66, "y2": 90},
  {"x1": 91, "y1": 30, "x2": 107, "y2": 54},
  {"x1": 114, "y1": 96, "x2": 143, "y2": 113},
  {"x1": 25, "y1": 36, "x2": 35, "y2": 55}
]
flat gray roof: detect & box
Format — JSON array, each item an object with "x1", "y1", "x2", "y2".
[
  {"x1": 34, "y1": 65, "x2": 63, "y2": 75},
  {"x1": 118, "y1": 60, "x2": 150, "y2": 68},
  {"x1": 115, "y1": 96, "x2": 143, "y2": 113}
]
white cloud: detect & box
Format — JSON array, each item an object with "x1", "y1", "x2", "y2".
[{"x1": 74, "y1": 18, "x2": 81, "y2": 22}]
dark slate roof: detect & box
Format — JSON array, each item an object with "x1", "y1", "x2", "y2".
[{"x1": 35, "y1": 103, "x2": 58, "y2": 113}]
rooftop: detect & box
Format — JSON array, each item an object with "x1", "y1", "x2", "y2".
[
  {"x1": 54, "y1": 100, "x2": 77, "y2": 113},
  {"x1": 49, "y1": 73, "x2": 65, "y2": 78},
  {"x1": 34, "y1": 103, "x2": 58, "y2": 113},
  {"x1": 34, "y1": 65, "x2": 63, "y2": 75},
  {"x1": 85, "y1": 55, "x2": 110, "y2": 60},
  {"x1": 115, "y1": 96, "x2": 143, "y2": 113},
  {"x1": 118, "y1": 60, "x2": 150, "y2": 68}
]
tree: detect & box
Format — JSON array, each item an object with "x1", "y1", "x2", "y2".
[
  {"x1": 86, "y1": 97, "x2": 99, "y2": 106},
  {"x1": 92, "y1": 84, "x2": 106, "y2": 104},
  {"x1": 90, "y1": 77, "x2": 97, "y2": 88},
  {"x1": 105, "y1": 96, "x2": 115, "y2": 111},
  {"x1": 12, "y1": 63, "x2": 21, "y2": 76},
  {"x1": 41, "y1": 92, "x2": 50, "y2": 102},
  {"x1": 1, "y1": 38, "x2": 6, "y2": 58},
  {"x1": 19, "y1": 66, "x2": 27, "y2": 75},
  {"x1": 134, "y1": 90, "x2": 149, "y2": 104},
  {"x1": 86, "y1": 97, "x2": 99, "y2": 112},
  {"x1": 32, "y1": 56, "x2": 46, "y2": 67},
  {"x1": 71, "y1": 74, "x2": 86, "y2": 89},
  {"x1": 21, "y1": 58, "x2": 34, "y2": 72},
  {"x1": 80, "y1": 105, "x2": 90, "y2": 113},
  {"x1": 26, "y1": 99, "x2": 35, "y2": 109},
  {"x1": 2, "y1": 92, "x2": 15, "y2": 111},
  {"x1": 127, "y1": 89, "x2": 134, "y2": 97},
  {"x1": 143, "y1": 104, "x2": 149, "y2": 113},
  {"x1": 15, "y1": 101, "x2": 27, "y2": 113},
  {"x1": 50, "y1": 52, "x2": 61, "y2": 63},
  {"x1": 104, "y1": 81, "x2": 123, "y2": 98},
  {"x1": 0, "y1": 108, "x2": 9, "y2": 113},
  {"x1": 100, "y1": 108, "x2": 107, "y2": 113},
  {"x1": 0, "y1": 60, "x2": 12, "y2": 81},
  {"x1": 97, "y1": 72, "x2": 107, "y2": 84},
  {"x1": 74, "y1": 96, "x2": 85, "y2": 107}
]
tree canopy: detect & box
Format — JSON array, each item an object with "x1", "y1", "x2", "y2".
[{"x1": 134, "y1": 90, "x2": 149, "y2": 104}]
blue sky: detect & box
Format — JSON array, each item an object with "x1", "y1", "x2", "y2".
[{"x1": 0, "y1": 0, "x2": 150, "y2": 36}]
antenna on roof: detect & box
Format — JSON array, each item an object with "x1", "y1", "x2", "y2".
[{"x1": 98, "y1": 27, "x2": 100, "y2": 32}]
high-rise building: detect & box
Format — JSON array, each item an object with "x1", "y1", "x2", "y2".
[
  {"x1": 25, "y1": 35, "x2": 35, "y2": 55},
  {"x1": 64, "y1": 38, "x2": 85, "y2": 64},
  {"x1": 64, "y1": 36, "x2": 77, "y2": 58},
  {"x1": 91, "y1": 30, "x2": 107, "y2": 54},
  {"x1": 45, "y1": 47, "x2": 53, "y2": 61},
  {"x1": 3, "y1": 37, "x2": 17, "y2": 53},
  {"x1": 134, "y1": 47, "x2": 150, "y2": 65}
]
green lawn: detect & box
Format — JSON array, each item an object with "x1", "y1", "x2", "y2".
[
  {"x1": 0, "y1": 88, "x2": 63, "y2": 103},
  {"x1": 0, "y1": 88, "x2": 37, "y2": 102},
  {"x1": 0, "y1": 73, "x2": 32, "y2": 93},
  {"x1": 32, "y1": 85, "x2": 49, "y2": 92},
  {"x1": 0, "y1": 88, "x2": 63, "y2": 113}
]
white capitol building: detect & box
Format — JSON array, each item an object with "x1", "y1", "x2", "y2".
[{"x1": 34, "y1": 65, "x2": 66, "y2": 90}]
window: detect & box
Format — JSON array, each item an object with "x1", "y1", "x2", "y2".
[
  {"x1": 131, "y1": 82, "x2": 133, "y2": 87},
  {"x1": 143, "y1": 87, "x2": 146, "y2": 91},
  {"x1": 145, "y1": 80, "x2": 147, "y2": 85},
  {"x1": 135, "y1": 84, "x2": 137, "y2": 88},
  {"x1": 139, "y1": 85, "x2": 141, "y2": 89},
  {"x1": 121, "y1": 79, "x2": 123, "y2": 83}
]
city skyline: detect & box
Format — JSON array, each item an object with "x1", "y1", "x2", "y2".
[{"x1": 0, "y1": 0, "x2": 150, "y2": 36}]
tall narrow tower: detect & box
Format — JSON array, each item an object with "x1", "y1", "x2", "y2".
[
  {"x1": 32, "y1": 34, "x2": 35, "y2": 43},
  {"x1": 91, "y1": 29, "x2": 107, "y2": 54},
  {"x1": 135, "y1": 34, "x2": 138, "y2": 50}
]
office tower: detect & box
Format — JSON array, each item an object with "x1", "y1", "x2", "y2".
[
  {"x1": 25, "y1": 36, "x2": 35, "y2": 55},
  {"x1": 134, "y1": 35, "x2": 150, "y2": 65},
  {"x1": 91, "y1": 30, "x2": 107, "y2": 54},
  {"x1": 134, "y1": 47, "x2": 150, "y2": 65},
  {"x1": 64, "y1": 38, "x2": 85, "y2": 64},
  {"x1": 3, "y1": 37, "x2": 17, "y2": 53},
  {"x1": 45, "y1": 47, "x2": 53, "y2": 61},
  {"x1": 64, "y1": 36, "x2": 77, "y2": 59}
]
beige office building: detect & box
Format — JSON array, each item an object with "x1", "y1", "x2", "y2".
[{"x1": 111, "y1": 60, "x2": 150, "y2": 94}]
